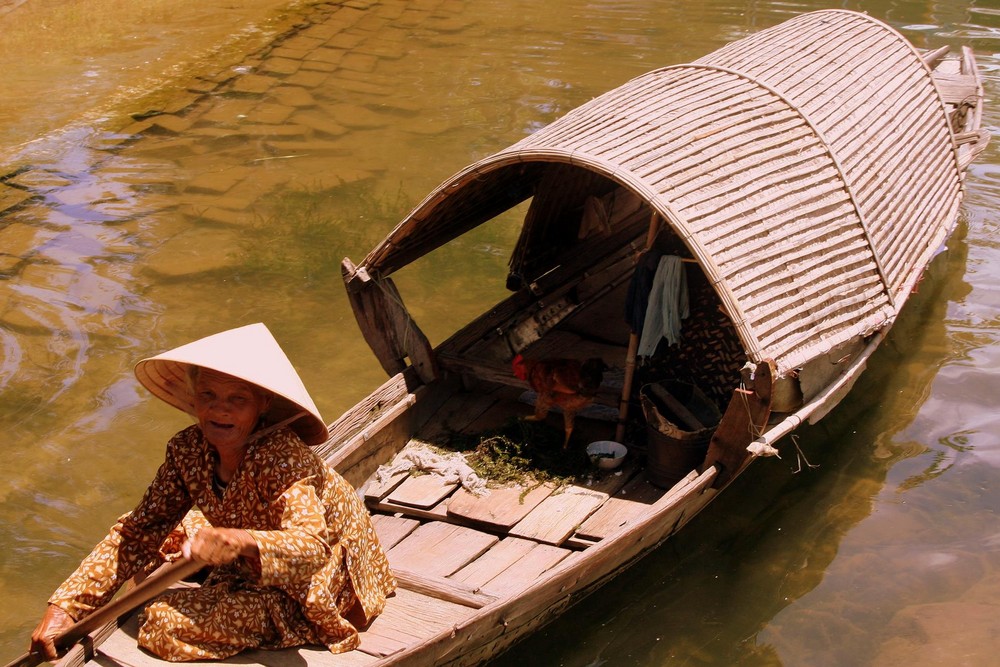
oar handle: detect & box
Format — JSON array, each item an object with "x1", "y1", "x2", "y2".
[
  {"x1": 4, "y1": 652, "x2": 43, "y2": 667},
  {"x1": 6, "y1": 558, "x2": 204, "y2": 667}
]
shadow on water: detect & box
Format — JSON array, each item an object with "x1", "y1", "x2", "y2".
[{"x1": 490, "y1": 225, "x2": 971, "y2": 666}]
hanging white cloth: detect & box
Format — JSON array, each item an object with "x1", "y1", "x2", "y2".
[{"x1": 637, "y1": 255, "x2": 689, "y2": 357}]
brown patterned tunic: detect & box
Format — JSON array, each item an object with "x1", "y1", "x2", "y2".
[{"x1": 49, "y1": 426, "x2": 395, "y2": 661}]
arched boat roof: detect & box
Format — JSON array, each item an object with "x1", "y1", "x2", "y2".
[{"x1": 356, "y1": 10, "x2": 971, "y2": 373}]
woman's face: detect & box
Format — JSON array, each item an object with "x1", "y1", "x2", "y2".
[{"x1": 192, "y1": 369, "x2": 270, "y2": 454}]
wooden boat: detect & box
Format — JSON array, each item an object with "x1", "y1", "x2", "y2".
[{"x1": 60, "y1": 9, "x2": 988, "y2": 667}]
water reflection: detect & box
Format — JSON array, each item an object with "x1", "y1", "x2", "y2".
[{"x1": 1, "y1": 0, "x2": 1000, "y2": 664}]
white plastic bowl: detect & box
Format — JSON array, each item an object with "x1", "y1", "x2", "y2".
[{"x1": 587, "y1": 440, "x2": 627, "y2": 470}]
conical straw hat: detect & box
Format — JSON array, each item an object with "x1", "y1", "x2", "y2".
[{"x1": 134, "y1": 323, "x2": 328, "y2": 446}]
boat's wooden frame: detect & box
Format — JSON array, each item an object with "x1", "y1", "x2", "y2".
[{"x1": 57, "y1": 10, "x2": 987, "y2": 667}]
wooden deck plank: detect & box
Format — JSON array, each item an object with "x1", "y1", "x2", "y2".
[
  {"x1": 575, "y1": 471, "x2": 665, "y2": 540},
  {"x1": 95, "y1": 615, "x2": 378, "y2": 667},
  {"x1": 375, "y1": 496, "x2": 451, "y2": 522},
  {"x1": 449, "y1": 537, "x2": 538, "y2": 589},
  {"x1": 386, "y1": 473, "x2": 459, "y2": 509},
  {"x1": 446, "y1": 483, "x2": 556, "y2": 530},
  {"x1": 356, "y1": 588, "x2": 481, "y2": 658},
  {"x1": 370, "y1": 513, "x2": 420, "y2": 550},
  {"x1": 387, "y1": 521, "x2": 499, "y2": 577},
  {"x1": 362, "y1": 469, "x2": 409, "y2": 503},
  {"x1": 508, "y1": 486, "x2": 608, "y2": 545},
  {"x1": 362, "y1": 436, "x2": 467, "y2": 508},
  {"x1": 393, "y1": 568, "x2": 499, "y2": 608},
  {"x1": 479, "y1": 544, "x2": 571, "y2": 598},
  {"x1": 585, "y1": 458, "x2": 638, "y2": 496}
]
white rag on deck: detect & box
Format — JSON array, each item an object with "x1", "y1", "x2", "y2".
[{"x1": 375, "y1": 443, "x2": 488, "y2": 496}]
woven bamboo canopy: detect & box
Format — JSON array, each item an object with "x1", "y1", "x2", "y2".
[{"x1": 356, "y1": 10, "x2": 977, "y2": 374}]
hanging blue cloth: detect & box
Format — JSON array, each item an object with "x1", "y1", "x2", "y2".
[{"x1": 624, "y1": 248, "x2": 663, "y2": 335}]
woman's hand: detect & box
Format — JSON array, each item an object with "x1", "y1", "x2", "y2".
[
  {"x1": 30, "y1": 604, "x2": 74, "y2": 660},
  {"x1": 183, "y1": 527, "x2": 258, "y2": 566}
]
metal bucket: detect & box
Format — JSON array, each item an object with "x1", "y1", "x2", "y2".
[{"x1": 640, "y1": 381, "x2": 722, "y2": 489}]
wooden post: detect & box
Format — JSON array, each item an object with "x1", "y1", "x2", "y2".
[
  {"x1": 342, "y1": 257, "x2": 438, "y2": 385},
  {"x1": 703, "y1": 359, "x2": 774, "y2": 488},
  {"x1": 615, "y1": 211, "x2": 661, "y2": 443}
]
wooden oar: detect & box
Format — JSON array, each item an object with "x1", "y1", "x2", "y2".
[{"x1": 6, "y1": 558, "x2": 203, "y2": 667}]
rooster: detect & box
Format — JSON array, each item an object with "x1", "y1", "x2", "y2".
[{"x1": 511, "y1": 354, "x2": 608, "y2": 449}]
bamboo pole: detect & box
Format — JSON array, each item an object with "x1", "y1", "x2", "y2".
[{"x1": 615, "y1": 211, "x2": 662, "y2": 443}]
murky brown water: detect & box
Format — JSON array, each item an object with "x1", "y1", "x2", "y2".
[{"x1": 1, "y1": 0, "x2": 999, "y2": 664}]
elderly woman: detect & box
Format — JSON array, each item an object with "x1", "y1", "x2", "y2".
[{"x1": 30, "y1": 323, "x2": 395, "y2": 662}]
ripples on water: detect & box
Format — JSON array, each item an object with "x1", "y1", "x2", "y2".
[{"x1": 1, "y1": 0, "x2": 1000, "y2": 665}]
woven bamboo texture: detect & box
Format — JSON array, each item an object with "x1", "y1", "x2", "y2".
[{"x1": 360, "y1": 10, "x2": 975, "y2": 374}]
